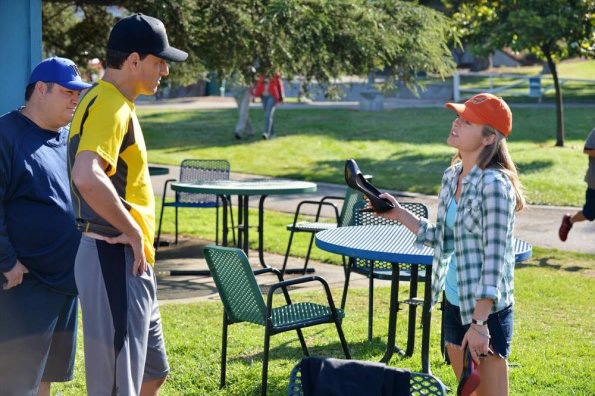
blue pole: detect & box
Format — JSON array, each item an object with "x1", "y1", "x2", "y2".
[{"x1": 0, "y1": 0, "x2": 42, "y2": 115}]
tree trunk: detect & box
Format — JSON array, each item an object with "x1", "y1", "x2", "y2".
[{"x1": 544, "y1": 48, "x2": 564, "y2": 147}]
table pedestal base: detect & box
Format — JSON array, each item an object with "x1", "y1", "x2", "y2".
[{"x1": 381, "y1": 263, "x2": 432, "y2": 374}]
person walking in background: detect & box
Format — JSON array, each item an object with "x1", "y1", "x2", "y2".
[
  {"x1": 68, "y1": 13, "x2": 187, "y2": 395},
  {"x1": 376, "y1": 93, "x2": 524, "y2": 396},
  {"x1": 559, "y1": 127, "x2": 595, "y2": 241},
  {"x1": 233, "y1": 85, "x2": 254, "y2": 140},
  {"x1": 0, "y1": 57, "x2": 89, "y2": 396},
  {"x1": 251, "y1": 74, "x2": 284, "y2": 139}
]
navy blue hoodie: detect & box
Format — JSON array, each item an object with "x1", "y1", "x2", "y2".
[{"x1": 0, "y1": 110, "x2": 80, "y2": 294}]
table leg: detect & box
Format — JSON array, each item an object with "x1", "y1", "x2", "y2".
[
  {"x1": 168, "y1": 195, "x2": 231, "y2": 277},
  {"x1": 257, "y1": 195, "x2": 270, "y2": 269},
  {"x1": 237, "y1": 195, "x2": 244, "y2": 250},
  {"x1": 405, "y1": 264, "x2": 419, "y2": 357},
  {"x1": 242, "y1": 195, "x2": 249, "y2": 256},
  {"x1": 255, "y1": 195, "x2": 315, "y2": 273},
  {"x1": 221, "y1": 195, "x2": 229, "y2": 247},
  {"x1": 380, "y1": 263, "x2": 405, "y2": 363},
  {"x1": 421, "y1": 264, "x2": 432, "y2": 374}
]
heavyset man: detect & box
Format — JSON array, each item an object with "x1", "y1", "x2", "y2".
[
  {"x1": 0, "y1": 57, "x2": 90, "y2": 396},
  {"x1": 68, "y1": 13, "x2": 187, "y2": 395}
]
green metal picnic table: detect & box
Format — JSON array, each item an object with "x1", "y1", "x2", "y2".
[{"x1": 171, "y1": 178, "x2": 317, "y2": 274}]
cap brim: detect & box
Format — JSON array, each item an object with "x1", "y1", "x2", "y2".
[
  {"x1": 445, "y1": 102, "x2": 484, "y2": 124},
  {"x1": 60, "y1": 81, "x2": 93, "y2": 90},
  {"x1": 156, "y1": 46, "x2": 188, "y2": 62}
]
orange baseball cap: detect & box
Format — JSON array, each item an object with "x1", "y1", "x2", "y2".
[{"x1": 445, "y1": 93, "x2": 512, "y2": 136}]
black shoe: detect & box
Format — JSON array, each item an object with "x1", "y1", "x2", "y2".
[
  {"x1": 344, "y1": 159, "x2": 394, "y2": 213},
  {"x1": 235, "y1": 132, "x2": 242, "y2": 140}
]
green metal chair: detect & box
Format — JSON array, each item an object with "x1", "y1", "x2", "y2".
[
  {"x1": 156, "y1": 159, "x2": 235, "y2": 249},
  {"x1": 341, "y1": 200, "x2": 429, "y2": 347},
  {"x1": 287, "y1": 357, "x2": 447, "y2": 395},
  {"x1": 282, "y1": 187, "x2": 364, "y2": 275},
  {"x1": 203, "y1": 246, "x2": 351, "y2": 396}
]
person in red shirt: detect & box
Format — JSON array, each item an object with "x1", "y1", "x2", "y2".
[{"x1": 251, "y1": 75, "x2": 284, "y2": 139}]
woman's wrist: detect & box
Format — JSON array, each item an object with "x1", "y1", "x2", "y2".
[
  {"x1": 390, "y1": 206, "x2": 404, "y2": 222},
  {"x1": 470, "y1": 323, "x2": 490, "y2": 338}
]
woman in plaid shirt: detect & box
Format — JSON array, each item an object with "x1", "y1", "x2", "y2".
[{"x1": 379, "y1": 93, "x2": 525, "y2": 395}]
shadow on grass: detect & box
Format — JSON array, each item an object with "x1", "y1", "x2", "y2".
[
  {"x1": 155, "y1": 239, "x2": 209, "y2": 260},
  {"x1": 227, "y1": 324, "x2": 406, "y2": 365},
  {"x1": 515, "y1": 160, "x2": 555, "y2": 174},
  {"x1": 156, "y1": 278, "x2": 219, "y2": 297},
  {"x1": 515, "y1": 256, "x2": 590, "y2": 273}
]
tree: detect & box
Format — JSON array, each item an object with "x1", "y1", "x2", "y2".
[
  {"x1": 43, "y1": 1, "x2": 204, "y2": 85},
  {"x1": 43, "y1": 0, "x2": 458, "y2": 96},
  {"x1": 191, "y1": 0, "x2": 458, "y2": 93},
  {"x1": 445, "y1": 0, "x2": 595, "y2": 147}
]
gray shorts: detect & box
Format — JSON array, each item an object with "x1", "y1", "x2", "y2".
[{"x1": 75, "y1": 235, "x2": 169, "y2": 396}]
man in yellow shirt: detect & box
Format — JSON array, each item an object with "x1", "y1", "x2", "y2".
[{"x1": 69, "y1": 13, "x2": 187, "y2": 395}]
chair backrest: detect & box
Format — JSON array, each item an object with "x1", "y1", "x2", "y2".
[
  {"x1": 352, "y1": 200, "x2": 429, "y2": 271},
  {"x1": 354, "y1": 200, "x2": 428, "y2": 227},
  {"x1": 287, "y1": 358, "x2": 446, "y2": 396},
  {"x1": 203, "y1": 246, "x2": 267, "y2": 326},
  {"x1": 410, "y1": 372, "x2": 447, "y2": 395},
  {"x1": 178, "y1": 159, "x2": 231, "y2": 204},
  {"x1": 337, "y1": 188, "x2": 366, "y2": 227}
]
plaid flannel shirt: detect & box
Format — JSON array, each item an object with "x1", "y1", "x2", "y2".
[{"x1": 415, "y1": 163, "x2": 516, "y2": 325}]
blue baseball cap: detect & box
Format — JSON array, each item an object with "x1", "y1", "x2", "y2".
[{"x1": 29, "y1": 57, "x2": 92, "y2": 90}]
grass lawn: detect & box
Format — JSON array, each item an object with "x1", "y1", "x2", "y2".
[
  {"x1": 53, "y1": 245, "x2": 595, "y2": 395},
  {"x1": 141, "y1": 106, "x2": 594, "y2": 207}
]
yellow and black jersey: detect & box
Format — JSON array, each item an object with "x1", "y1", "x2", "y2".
[{"x1": 68, "y1": 80, "x2": 155, "y2": 264}]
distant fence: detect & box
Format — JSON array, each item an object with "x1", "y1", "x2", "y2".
[{"x1": 453, "y1": 71, "x2": 595, "y2": 101}]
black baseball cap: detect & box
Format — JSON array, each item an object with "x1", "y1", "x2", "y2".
[{"x1": 107, "y1": 13, "x2": 188, "y2": 62}]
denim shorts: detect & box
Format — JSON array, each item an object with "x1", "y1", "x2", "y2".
[
  {"x1": 0, "y1": 275, "x2": 77, "y2": 394},
  {"x1": 443, "y1": 300, "x2": 514, "y2": 359}
]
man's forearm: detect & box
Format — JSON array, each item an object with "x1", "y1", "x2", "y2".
[
  {"x1": 584, "y1": 148, "x2": 595, "y2": 157},
  {"x1": 72, "y1": 153, "x2": 139, "y2": 236}
]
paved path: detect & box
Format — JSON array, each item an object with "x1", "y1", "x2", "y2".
[{"x1": 150, "y1": 164, "x2": 595, "y2": 256}]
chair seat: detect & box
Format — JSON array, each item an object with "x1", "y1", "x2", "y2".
[
  {"x1": 163, "y1": 201, "x2": 219, "y2": 208},
  {"x1": 272, "y1": 302, "x2": 344, "y2": 331},
  {"x1": 286, "y1": 222, "x2": 337, "y2": 232}
]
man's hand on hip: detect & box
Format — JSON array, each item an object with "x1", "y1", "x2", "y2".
[
  {"x1": 3, "y1": 260, "x2": 29, "y2": 290},
  {"x1": 104, "y1": 228, "x2": 147, "y2": 276}
]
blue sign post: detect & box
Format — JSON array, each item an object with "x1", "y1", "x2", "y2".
[{"x1": 0, "y1": 0, "x2": 42, "y2": 114}]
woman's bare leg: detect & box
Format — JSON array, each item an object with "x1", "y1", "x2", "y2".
[{"x1": 476, "y1": 355, "x2": 509, "y2": 396}]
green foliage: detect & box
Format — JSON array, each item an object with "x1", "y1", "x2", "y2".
[
  {"x1": 43, "y1": 1, "x2": 205, "y2": 86},
  {"x1": 191, "y1": 0, "x2": 458, "y2": 91},
  {"x1": 443, "y1": 0, "x2": 594, "y2": 146},
  {"x1": 445, "y1": 0, "x2": 594, "y2": 61},
  {"x1": 42, "y1": 3, "x2": 116, "y2": 66},
  {"x1": 43, "y1": 0, "x2": 458, "y2": 90}
]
